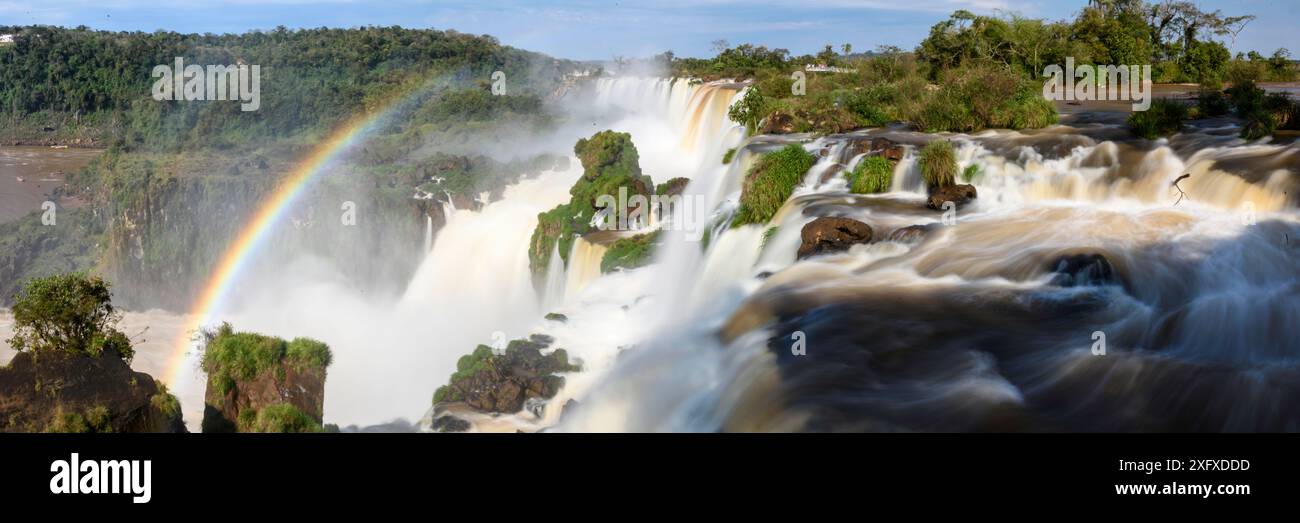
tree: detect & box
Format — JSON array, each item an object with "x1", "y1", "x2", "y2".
[
  {"x1": 1180, "y1": 39, "x2": 1230, "y2": 85},
  {"x1": 727, "y1": 85, "x2": 768, "y2": 135},
  {"x1": 7, "y1": 273, "x2": 135, "y2": 362},
  {"x1": 841, "y1": 43, "x2": 853, "y2": 55}
]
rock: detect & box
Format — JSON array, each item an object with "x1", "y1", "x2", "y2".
[
  {"x1": 887, "y1": 224, "x2": 937, "y2": 244},
  {"x1": 1048, "y1": 253, "x2": 1123, "y2": 288},
  {"x1": 797, "y1": 217, "x2": 874, "y2": 259},
  {"x1": 847, "y1": 137, "x2": 906, "y2": 162},
  {"x1": 0, "y1": 349, "x2": 186, "y2": 433},
  {"x1": 926, "y1": 184, "x2": 978, "y2": 210},
  {"x1": 433, "y1": 338, "x2": 581, "y2": 414},
  {"x1": 559, "y1": 399, "x2": 581, "y2": 423},
  {"x1": 200, "y1": 326, "x2": 331, "y2": 433},
  {"x1": 430, "y1": 415, "x2": 471, "y2": 433},
  {"x1": 760, "y1": 111, "x2": 797, "y2": 134},
  {"x1": 544, "y1": 312, "x2": 568, "y2": 323}
]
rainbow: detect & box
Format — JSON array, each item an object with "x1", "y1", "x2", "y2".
[{"x1": 163, "y1": 87, "x2": 423, "y2": 387}]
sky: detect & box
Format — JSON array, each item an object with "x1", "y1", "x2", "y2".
[{"x1": 1, "y1": 0, "x2": 1295, "y2": 60}]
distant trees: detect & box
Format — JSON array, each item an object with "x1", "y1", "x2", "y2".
[
  {"x1": 914, "y1": 1, "x2": 1275, "y2": 85},
  {"x1": 0, "y1": 25, "x2": 567, "y2": 151}
]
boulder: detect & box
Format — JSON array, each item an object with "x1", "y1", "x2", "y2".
[
  {"x1": 1048, "y1": 253, "x2": 1123, "y2": 288},
  {"x1": 433, "y1": 337, "x2": 581, "y2": 414},
  {"x1": 797, "y1": 217, "x2": 874, "y2": 259},
  {"x1": 926, "y1": 184, "x2": 978, "y2": 210},
  {"x1": 430, "y1": 415, "x2": 471, "y2": 433},
  {"x1": 887, "y1": 224, "x2": 937, "y2": 244},
  {"x1": 0, "y1": 350, "x2": 185, "y2": 433}
]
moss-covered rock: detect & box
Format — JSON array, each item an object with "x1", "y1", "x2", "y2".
[
  {"x1": 0, "y1": 350, "x2": 186, "y2": 433},
  {"x1": 200, "y1": 323, "x2": 332, "y2": 433},
  {"x1": 846, "y1": 156, "x2": 893, "y2": 194},
  {"x1": 528, "y1": 130, "x2": 654, "y2": 276},
  {"x1": 600, "y1": 232, "x2": 660, "y2": 273},
  {"x1": 431, "y1": 336, "x2": 581, "y2": 414}
]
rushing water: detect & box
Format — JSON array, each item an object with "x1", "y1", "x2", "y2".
[
  {"x1": 13, "y1": 78, "x2": 1294, "y2": 432},
  {"x1": 533, "y1": 86, "x2": 1300, "y2": 432}
]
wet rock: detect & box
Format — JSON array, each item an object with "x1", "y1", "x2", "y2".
[
  {"x1": 0, "y1": 349, "x2": 186, "y2": 433},
  {"x1": 926, "y1": 184, "x2": 977, "y2": 210},
  {"x1": 1048, "y1": 253, "x2": 1122, "y2": 288},
  {"x1": 887, "y1": 224, "x2": 937, "y2": 244},
  {"x1": 544, "y1": 312, "x2": 568, "y2": 323},
  {"x1": 432, "y1": 338, "x2": 581, "y2": 414},
  {"x1": 430, "y1": 415, "x2": 471, "y2": 433},
  {"x1": 559, "y1": 399, "x2": 581, "y2": 423},
  {"x1": 847, "y1": 137, "x2": 906, "y2": 162},
  {"x1": 797, "y1": 217, "x2": 873, "y2": 259}
]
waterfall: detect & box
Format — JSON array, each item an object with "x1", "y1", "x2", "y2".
[
  {"x1": 422, "y1": 215, "x2": 433, "y2": 253},
  {"x1": 563, "y1": 236, "x2": 608, "y2": 299}
]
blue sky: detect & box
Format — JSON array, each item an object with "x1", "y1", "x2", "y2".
[{"x1": 1, "y1": 0, "x2": 1294, "y2": 60}]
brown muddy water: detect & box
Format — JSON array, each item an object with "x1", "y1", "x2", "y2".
[{"x1": 0, "y1": 146, "x2": 101, "y2": 223}]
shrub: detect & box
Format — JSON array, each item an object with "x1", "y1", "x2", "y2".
[
  {"x1": 961, "y1": 164, "x2": 984, "y2": 184},
  {"x1": 846, "y1": 156, "x2": 893, "y2": 194},
  {"x1": 201, "y1": 323, "x2": 332, "y2": 396},
  {"x1": 732, "y1": 144, "x2": 815, "y2": 227},
  {"x1": 1196, "y1": 89, "x2": 1231, "y2": 117},
  {"x1": 600, "y1": 232, "x2": 660, "y2": 273},
  {"x1": 239, "y1": 403, "x2": 324, "y2": 433},
  {"x1": 918, "y1": 141, "x2": 957, "y2": 189},
  {"x1": 722, "y1": 148, "x2": 736, "y2": 164},
  {"x1": 7, "y1": 273, "x2": 134, "y2": 363},
  {"x1": 1127, "y1": 99, "x2": 1188, "y2": 139}
]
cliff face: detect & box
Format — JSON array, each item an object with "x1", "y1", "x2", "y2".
[
  {"x1": 0, "y1": 349, "x2": 186, "y2": 433},
  {"x1": 202, "y1": 364, "x2": 326, "y2": 433},
  {"x1": 199, "y1": 325, "x2": 332, "y2": 433}
]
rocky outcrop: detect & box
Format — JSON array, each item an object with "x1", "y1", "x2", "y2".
[
  {"x1": 797, "y1": 217, "x2": 874, "y2": 259},
  {"x1": 0, "y1": 349, "x2": 185, "y2": 433},
  {"x1": 1048, "y1": 253, "x2": 1124, "y2": 288},
  {"x1": 926, "y1": 184, "x2": 978, "y2": 210},
  {"x1": 846, "y1": 137, "x2": 906, "y2": 162},
  {"x1": 432, "y1": 335, "x2": 581, "y2": 415},
  {"x1": 529, "y1": 130, "x2": 654, "y2": 277},
  {"x1": 200, "y1": 325, "x2": 332, "y2": 433},
  {"x1": 887, "y1": 224, "x2": 937, "y2": 244},
  {"x1": 430, "y1": 414, "x2": 471, "y2": 433}
]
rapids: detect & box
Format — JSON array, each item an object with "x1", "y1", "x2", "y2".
[{"x1": 104, "y1": 76, "x2": 1298, "y2": 432}]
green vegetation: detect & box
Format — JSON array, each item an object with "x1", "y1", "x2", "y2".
[
  {"x1": 45, "y1": 405, "x2": 114, "y2": 433},
  {"x1": 1127, "y1": 99, "x2": 1189, "y2": 139},
  {"x1": 600, "y1": 232, "x2": 660, "y2": 273},
  {"x1": 918, "y1": 141, "x2": 958, "y2": 189},
  {"x1": 1195, "y1": 89, "x2": 1232, "y2": 117},
  {"x1": 238, "y1": 403, "x2": 324, "y2": 433},
  {"x1": 671, "y1": 3, "x2": 1288, "y2": 137},
  {"x1": 150, "y1": 382, "x2": 182, "y2": 420},
  {"x1": 733, "y1": 144, "x2": 815, "y2": 227},
  {"x1": 528, "y1": 130, "x2": 654, "y2": 275},
  {"x1": 846, "y1": 156, "x2": 893, "y2": 194},
  {"x1": 961, "y1": 164, "x2": 984, "y2": 184},
  {"x1": 1226, "y1": 81, "x2": 1300, "y2": 139},
  {"x1": 761, "y1": 226, "x2": 779, "y2": 250},
  {"x1": 0, "y1": 25, "x2": 568, "y2": 151},
  {"x1": 201, "y1": 322, "x2": 332, "y2": 397},
  {"x1": 6, "y1": 273, "x2": 134, "y2": 362},
  {"x1": 722, "y1": 148, "x2": 737, "y2": 164}
]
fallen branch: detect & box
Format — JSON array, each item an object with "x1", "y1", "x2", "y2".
[{"x1": 1172, "y1": 173, "x2": 1191, "y2": 206}]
